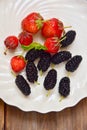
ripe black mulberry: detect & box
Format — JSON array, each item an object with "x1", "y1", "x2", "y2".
[
  {"x1": 51, "y1": 51, "x2": 72, "y2": 64},
  {"x1": 44, "y1": 69, "x2": 57, "y2": 90},
  {"x1": 26, "y1": 61, "x2": 38, "y2": 83},
  {"x1": 59, "y1": 77, "x2": 70, "y2": 97},
  {"x1": 61, "y1": 30, "x2": 76, "y2": 47},
  {"x1": 37, "y1": 52, "x2": 51, "y2": 72},
  {"x1": 65, "y1": 55, "x2": 82, "y2": 72},
  {"x1": 15, "y1": 75, "x2": 31, "y2": 96},
  {"x1": 25, "y1": 49, "x2": 40, "y2": 62}
]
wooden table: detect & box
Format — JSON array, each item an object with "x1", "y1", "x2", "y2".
[{"x1": 0, "y1": 98, "x2": 87, "y2": 130}]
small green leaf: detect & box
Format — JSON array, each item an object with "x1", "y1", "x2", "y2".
[{"x1": 21, "y1": 42, "x2": 47, "y2": 51}]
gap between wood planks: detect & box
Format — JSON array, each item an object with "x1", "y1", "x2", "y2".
[
  {"x1": 4, "y1": 103, "x2": 7, "y2": 130},
  {"x1": 0, "y1": 99, "x2": 5, "y2": 130}
]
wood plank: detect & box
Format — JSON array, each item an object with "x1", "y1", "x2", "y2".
[
  {"x1": 5, "y1": 106, "x2": 57, "y2": 130},
  {"x1": 5, "y1": 98, "x2": 87, "y2": 130},
  {"x1": 57, "y1": 98, "x2": 87, "y2": 130},
  {"x1": 0, "y1": 99, "x2": 4, "y2": 130}
]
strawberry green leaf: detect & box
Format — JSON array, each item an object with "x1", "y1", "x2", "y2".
[{"x1": 21, "y1": 42, "x2": 47, "y2": 51}]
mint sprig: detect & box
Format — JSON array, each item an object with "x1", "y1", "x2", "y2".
[{"x1": 21, "y1": 42, "x2": 47, "y2": 51}]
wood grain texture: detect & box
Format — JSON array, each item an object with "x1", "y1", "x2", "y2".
[
  {"x1": 0, "y1": 100, "x2": 4, "y2": 130},
  {"x1": 5, "y1": 98, "x2": 87, "y2": 130}
]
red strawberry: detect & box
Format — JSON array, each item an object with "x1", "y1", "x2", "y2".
[
  {"x1": 21, "y1": 12, "x2": 44, "y2": 34},
  {"x1": 44, "y1": 37, "x2": 60, "y2": 53},
  {"x1": 10, "y1": 56, "x2": 26, "y2": 73},
  {"x1": 18, "y1": 31, "x2": 33, "y2": 46},
  {"x1": 41, "y1": 18, "x2": 64, "y2": 38},
  {"x1": 4, "y1": 36, "x2": 18, "y2": 49}
]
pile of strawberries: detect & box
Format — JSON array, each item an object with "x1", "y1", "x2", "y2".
[{"x1": 4, "y1": 12, "x2": 66, "y2": 73}]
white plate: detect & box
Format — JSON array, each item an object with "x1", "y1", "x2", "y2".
[{"x1": 0, "y1": 0, "x2": 87, "y2": 113}]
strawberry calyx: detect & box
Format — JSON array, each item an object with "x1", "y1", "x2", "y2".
[
  {"x1": 36, "y1": 18, "x2": 50, "y2": 30},
  {"x1": 35, "y1": 19, "x2": 43, "y2": 29}
]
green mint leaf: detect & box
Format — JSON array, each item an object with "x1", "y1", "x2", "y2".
[{"x1": 21, "y1": 42, "x2": 47, "y2": 51}]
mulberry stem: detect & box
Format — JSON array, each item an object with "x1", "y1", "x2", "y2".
[
  {"x1": 35, "y1": 81, "x2": 40, "y2": 85},
  {"x1": 59, "y1": 96, "x2": 64, "y2": 102},
  {"x1": 39, "y1": 70, "x2": 43, "y2": 76},
  {"x1": 46, "y1": 90, "x2": 51, "y2": 97}
]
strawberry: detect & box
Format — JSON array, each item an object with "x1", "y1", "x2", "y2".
[
  {"x1": 44, "y1": 37, "x2": 60, "y2": 54},
  {"x1": 18, "y1": 31, "x2": 33, "y2": 46},
  {"x1": 41, "y1": 18, "x2": 64, "y2": 38},
  {"x1": 21, "y1": 12, "x2": 44, "y2": 34},
  {"x1": 10, "y1": 56, "x2": 26, "y2": 73},
  {"x1": 4, "y1": 36, "x2": 18, "y2": 49}
]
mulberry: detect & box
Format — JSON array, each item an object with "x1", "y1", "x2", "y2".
[
  {"x1": 15, "y1": 75, "x2": 31, "y2": 96},
  {"x1": 65, "y1": 55, "x2": 82, "y2": 72},
  {"x1": 26, "y1": 61, "x2": 38, "y2": 83},
  {"x1": 25, "y1": 49, "x2": 40, "y2": 62},
  {"x1": 51, "y1": 51, "x2": 72, "y2": 64},
  {"x1": 44, "y1": 69, "x2": 57, "y2": 90},
  {"x1": 59, "y1": 77, "x2": 70, "y2": 97},
  {"x1": 61, "y1": 30, "x2": 76, "y2": 47},
  {"x1": 37, "y1": 52, "x2": 51, "y2": 72}
]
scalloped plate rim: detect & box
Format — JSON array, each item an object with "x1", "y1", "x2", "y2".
[{"x1": 0, "y1": 95, "x2": 87, "y2": 113}]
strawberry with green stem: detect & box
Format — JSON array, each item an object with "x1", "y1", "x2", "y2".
[
  {"x1": 41, "y1": 18, "x2": 64, "y2": 38},
  {"x1": 4, "y1": 36, "x2": 19, "y2": 55},
  {"x1": 18, "y1": 31, "x2": 33, "y2": 46},
  {"x1": 21, "y1": 12, "x2": 44, "y2": 34},
  {"x1": 10, "y1": 55, "x2": 26, "y2": 73},
  {"x1": 44, "y1": 36, "x2": 66, "y2": 54}
]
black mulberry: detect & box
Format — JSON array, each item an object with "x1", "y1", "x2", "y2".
[
  {"x1": 26, "y1": 61, "x2": 38, "y2": 83},
  {"x1": 37, "y1": 52, "x2": 51, "y2": 72},
  {"x1": 15, "y1": 75, "x2": 31, "y2": 96},
  {"x1": 25, "y1": 49, "x2": 40, "y2": 62},
  {"x1": 44, "y1": 69, "x2": 57, "y2": 90},
  {"x1": 59, "y1": 77, "x2": 70, "y2": 97},
  {"x1": 65, "y1": 55, "x2": 82, "y2": 72},
  {"x1": 51, "y1": 51, "x2": 72, "y2": 64},
  {"x1": 61, "y1": 30, "x2": 76, "y2": 47}
]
